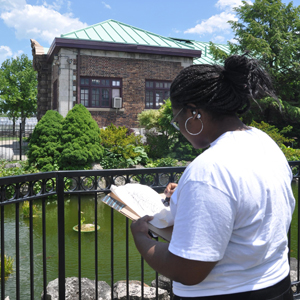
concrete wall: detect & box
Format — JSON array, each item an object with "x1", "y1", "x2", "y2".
[{"x1": 53, "y1": 48, "x2": 78, "y2": 118}]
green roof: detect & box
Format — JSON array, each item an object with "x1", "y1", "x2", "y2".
[
  {"x1": 60, "y1": 19, "x2": 230, "y2": 64},
  {"x1": 191, "y1": 41, "x2": 230, "y2": 64},
  {"x1": 61, "y1": 19, "x2": 195, "y2": 50}
]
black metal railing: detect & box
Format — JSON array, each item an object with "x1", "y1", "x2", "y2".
[{"x1": 0, "y1": 164, "x2": 299, "y2": 300}]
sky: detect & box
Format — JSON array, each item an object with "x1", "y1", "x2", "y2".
[{"x1": 0, "y1": 0, "x2": 300, "y2": 65}]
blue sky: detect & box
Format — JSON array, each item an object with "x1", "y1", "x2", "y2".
[{"x1": 0, "y1": 0, "x2": 299, "y2": 65}]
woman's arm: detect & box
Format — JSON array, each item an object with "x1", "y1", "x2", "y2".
[{"x1": 131, "y1": 215, "x2": 218, "y2": 286}]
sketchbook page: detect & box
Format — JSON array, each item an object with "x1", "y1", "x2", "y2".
[
  {"x1": 110, "y1": 183, "x2": 174, "y2": 229},
  {"x1": 108, "y1": 192, "x2": 141, "y2": 220}
]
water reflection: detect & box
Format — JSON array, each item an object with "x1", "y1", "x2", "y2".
[{"x1": 1, "y1": 193, "x2": 156, "y2": 299}]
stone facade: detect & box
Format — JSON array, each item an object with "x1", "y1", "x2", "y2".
[
  {"x1": 31, "y1": 40, "x2": 52, "y2": 121},
  {"x1": 31, "y1": 40, "x2": 196, "y2": 128},
  {"x1": 80, "y1": 54, "x2": 185, "y2": 128}
]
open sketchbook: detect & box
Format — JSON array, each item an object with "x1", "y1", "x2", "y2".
[{"x1": 102, "y1": 183, "x2": 174, "y2": 241}]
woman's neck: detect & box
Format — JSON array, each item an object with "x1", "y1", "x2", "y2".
[{"x1": 210, "y1": 115, "x2": 249, "y2": 142}]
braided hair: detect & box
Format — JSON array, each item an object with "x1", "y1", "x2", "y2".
[{"x1": 170, "y1": 54, "x2": 277, "y2": 115}]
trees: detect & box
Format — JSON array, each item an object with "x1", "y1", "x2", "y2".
[
  {"x1": 210, "y1": 0, "x2": 300, "y2": 126},
  {"x1": 27, "y1": 110, "x2": 64, "y2": 172},
  {"x1": 59, "y1": 104, "x2": 104, "y2": 170},
  {"x1": 0, "y1": 54, "x2": 37, "y2": 131},
  {"x1": 27, "y1": 105, "x2": 104, "y2": 171},
  {"x1": 138, "y1": 99, "x2": 202, "y2": 160}
]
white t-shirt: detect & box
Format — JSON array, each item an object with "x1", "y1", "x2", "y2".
[{"x1": 169, "y1": 127, "x2": 295, "y2": 297}]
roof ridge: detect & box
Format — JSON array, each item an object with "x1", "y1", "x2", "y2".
[{"x1": 61, "y1": 19, "x2": 195, "y2": 50}]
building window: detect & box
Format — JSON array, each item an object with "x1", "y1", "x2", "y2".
[
  {"x1": 80, "y1": 77, "x2": 121, "y2": 108},
  {"x1": 145, "y1": 80, "x2": 171, "y2": 109}
]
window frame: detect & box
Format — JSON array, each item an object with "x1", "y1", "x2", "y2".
[
  {"x1": 80, "y1": 77, "x2": 122, "y2": 108},
  {"x1": 145, "y1": 80, "x2": 171, "y2": 109}
]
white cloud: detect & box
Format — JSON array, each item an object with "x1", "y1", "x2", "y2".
[
  {"x1": 13, "y1": 50, "x2": 24, "y2": 58},
  {"x1": 212, "y1": 35, "x2": 226, "y2": 43},
  {"x1": 229, "y1": 38, "x2": 238, "y2": 44},
  {"x1": 172, "y1": 28, "x2": 181, "y2": 34},
  {"x1": 0, "y1": 0, "x2": 26, "y2": 11},
  {"x1": 0, "y1": 46, "x2": 13, "y2": 62},
  {"x1": 184, "y1": 0, "x2": 252, "y2": 38},
  {"x1": 102, "y1": 1, "x2": 111, "y2": 9},
  {"x1": 1, "y1": 4, "x2": 88, "y2": 44},
  {"x1": 215, "y1": 0, "x2": 250, "y2": 10},
  {"x1": 43, "y1": 0, "x2": 65, "y2": 11},
  {"x1": 184, "y1": 12, "x2": 237, "y2": 36},
  {"x1": 67, "y1": 1, "x2": 71, "y2": 11}
]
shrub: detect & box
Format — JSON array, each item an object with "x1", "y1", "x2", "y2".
[
  {"x1": 144, "y1": 134, "x2": 170, "y2": 159},
  {"x1": 280, "y1": 145, "x2": 300, "y2": 161},
  {"x1": 170, "y1": 135, "x2": 203, "y2": 161},
  {"x1": 250, "y1": 121, "x2": 294, "y2": 147},
  {"x1": 138, "y1": 99, "x2": 202, "y2": 161},
  {"x1": 27, "y1": 110, "x2": 63, "y2": 171},
  {"x1": 99, "y1": 124, "x2": 148, "y2": 168},
  {"x1": 59, "y1": 104, "x2": 104, "y2": 170},
  {"x1": 137, "y1": 109, "x2": 161, "y2": 130},
  {"x1": 100, "y1": 148, "x2": 126, "y2": 169},
  {"x1": 0, "y1": 255, "x2": 14, "y2": 280},
  {"x1": 250, "y1": 121, "x2": 300, "y2": 161},
  {"x1": 0, "y1": 160, "x2": 39, "y2": 177},
  {"x1": 146, "y1": 157, "x2": 181, "y2": 168}
]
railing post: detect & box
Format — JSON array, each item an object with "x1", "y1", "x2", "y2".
[
  {"x1": 19, "y1": 123, "x2": 22, "y2": 161},
  {"x1": 297, "y1": 176, "x2": 300, "y2": 293},
  {"x1": 57, "y1": 172, "x2": 65, "y2": 299},
  {"x1": 1, "y1": 206, "x2": 5, "y2": 300}
]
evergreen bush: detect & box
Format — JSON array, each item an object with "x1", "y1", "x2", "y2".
[
  {"x1": 27, "y1": 110, "x2": 63, "y2": 171},
  {"x1": 59, "y1": 104, "x2": 104, "y2": 170}
]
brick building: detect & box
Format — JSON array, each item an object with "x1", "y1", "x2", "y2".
[{"x1": 30, "y1": 19, "x2": 228, "y2": 128}]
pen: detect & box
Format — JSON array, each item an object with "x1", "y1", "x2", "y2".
[{"x1": 163, "y1": 197, "x2": 170, "y2": 207}]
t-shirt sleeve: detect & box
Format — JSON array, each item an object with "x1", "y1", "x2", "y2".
[{"x1": 168, "y1": 181, "x2": 237, "y2": 262}]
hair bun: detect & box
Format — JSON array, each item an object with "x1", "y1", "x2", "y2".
[{"x1": 170, "y1": 53, "x2": 277, "y2": 116}]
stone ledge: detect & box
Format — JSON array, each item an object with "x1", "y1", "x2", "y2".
[{"x1": 88, "y1": 108, "x2": 125, "y2": 112}]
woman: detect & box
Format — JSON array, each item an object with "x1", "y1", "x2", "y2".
[{"x1": 131, "y1": 54, "x2": 295, "y2": 300}]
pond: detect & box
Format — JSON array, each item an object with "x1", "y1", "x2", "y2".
[
  {"x1": 1, "y1": 182, "x2": 299, "y2": 299},
  {"x1": 1, "y1": 193, "x2": 158, "y2": 299}
]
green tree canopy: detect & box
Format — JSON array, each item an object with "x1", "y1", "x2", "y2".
[
  {"x1": 209, "y1": 0, "x2": 300, "y2": 126},
  {"x1": 0, "y1": 54, "x2": 37, "y2": 127}
]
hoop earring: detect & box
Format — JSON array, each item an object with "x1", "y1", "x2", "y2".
[{"x1": 185, "y1": 116, "x2": 203, "y2": 136}]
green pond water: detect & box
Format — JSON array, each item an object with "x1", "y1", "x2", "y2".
[
  {"x1": 0, "y1": 182, "x2": 299, "y2": 299},
  {"x1": 1, "y1": 193, "x2": 159, "y2": 299}
]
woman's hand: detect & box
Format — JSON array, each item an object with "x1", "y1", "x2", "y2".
[
  {"x1": 131, "y1": 215, "x2": 154, "y2": 239},
  {"x1": 164, "y1": 182, "x2": 178, "y2": 198}
]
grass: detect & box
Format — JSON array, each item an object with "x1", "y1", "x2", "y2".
[
  {"x1": 0, "y1": 137, "x2": 18, "y2": 141},
  {"x1": 0, "y1": 255, "x2": 14, "y2": 280},
  {"x1": 22, "y1": 201, "x2": 39, "y2": 218}
]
